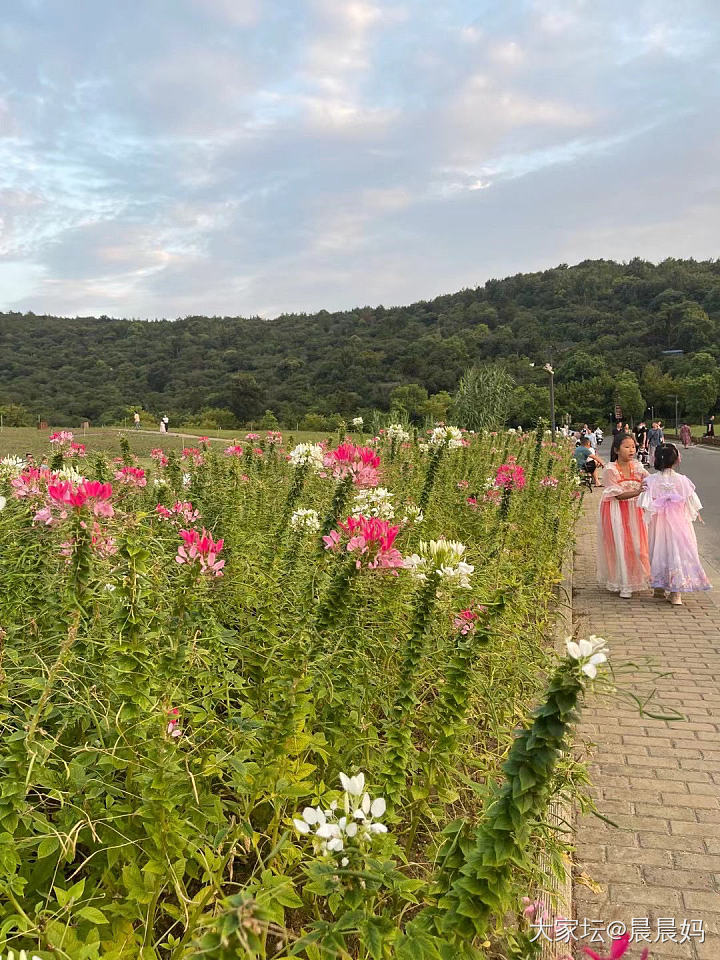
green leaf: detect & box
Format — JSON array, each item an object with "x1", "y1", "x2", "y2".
[{"x1": 77, "y1": 906, "x2": 109, "y2": 924}]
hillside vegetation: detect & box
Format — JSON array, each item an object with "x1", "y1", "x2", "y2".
[{"x1": 2, "y1": 257, "x2": 720, "y2": 428}]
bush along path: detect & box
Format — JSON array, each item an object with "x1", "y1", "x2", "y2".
[
  {"x1": 572, "y1": 497, "x2": 720, "y2": 960},
  {"x1": 0, "y1": 424, "x2": 630, "y2": 959}
]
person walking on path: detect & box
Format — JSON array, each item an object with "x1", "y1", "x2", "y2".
[
  {"x1": 634, "y1": 420, "x2": 647, "y2": 452},
  {"x1": 162, "y1": 415, "x2": 169, "y2": 433},
  {"x1": 705, "y1": 414, "x2": 715, "y2": 437},
  {"x1": 638, "y1": 442, "x2": 710, "y2": 606},
  {"x1": 159, "y1": 416, "x2": 167, "y2": 434},
  {"x1": 133, "y1": 412, "x2": 141, "y2": 431},
  {"x1": 679, "y1": 422, "x2": 692, "y2": 448},
  {"x1": 597, "y1": 433, "x2": 650, "y2": 599},
  {"x1": 646, "y1": 421, "x2": 662, "y2": 466}
]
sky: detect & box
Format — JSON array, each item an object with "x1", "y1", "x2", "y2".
[{"x1": 1, "y1": 0, "x2": 719, "y2": 320}]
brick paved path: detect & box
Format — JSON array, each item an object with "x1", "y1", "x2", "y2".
[{"x1": 572, "y1": 498, "x2": 720, "y2": 960}]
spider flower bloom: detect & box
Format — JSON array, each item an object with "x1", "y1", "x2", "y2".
[
  {"x1": 48, "y1": 480, "x2": 114, "y2": 517},
  {"x1": 404, "y1": 538, "x2": 474, "y2": 588},
  {"x1": 566, "y1": 635, "x2": 609, "y2": 680},
  {"x1": 332, "y1": 515, "x2": 404, "y2": 570},
  {"x1": 429, "y1": 425, "x2": 464, "y2": 449},
  {"x1": 540, "y1": 475, "x2": 559, "y2": 488},
  {"x1": 266, "y1": 430, "x2": 283, "y2": 445},
  {"x1": 150, "y1": 448, "x2": 169, "y2": 466},
  {"x1": 69, "y1": 441, "x2": 86, "y2": 457},
  {"x1": 453, "y1": 608, "x2": 479, "y2": 635},
  {"x1": 49, "y1": 430, "x2": 74, "y2": 446},
  {"x1": 180, "y1": 447, "x2": 205, "y2": 466},
  {"x1": 176, "y1": 528, "x2": 225, "y2": 577},
  {"x1": 11, "y1": 467, "x2": 54, "y2": 499},
  {"x1": 224, "y1": 444, "x2": 244, "y2": 457},
  {"x1": 324, "y1": 443, "x2": 381, "y2": 487},
  {"x1": 583, "y1": 933, "x2": 647, "y2": 960},
  {"x1": 114, "y1": 466, "x2": 147, "y2": 487},
  {"x1": 495, "y1": 462, "x2": 527, "y2": 491},
  {"x1": 288, "y1": 443, "x2": 325, "y2": 471}
]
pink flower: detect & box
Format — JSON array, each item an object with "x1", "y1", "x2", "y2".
[
  {"x1": 540, "y1": 476, "x2": 559, "y2": 488},
  {"x1": 181, "y1": 447, "x2": 204, "y2": 466},
  {"x1": 114, "y1": 466, "x2": 147, "y2": 487},
  {"x1": 12, "y1": 467, "x2": 55, "y2": 500},
  {"x1": 325, "y1": 515, "x2": 404, "y2": 571},
  {"x1": 156, "y1": 500, "x2": 200, "y2": 525},
  {"x1": 324, "y1": 443, "x2": 381, "y2": 487},
  {"x1": 583, "y1": 934, "x2": 648, "y2": 960},
  {"x1": 176, "y1": 528, "x2": 225, "y2": 577},
  {"x1": 466, "y1": 496, "x2": 478, "y2": 508},
  {"x1": 70, "y1": 442, "x2": 86, "y2": 457},
  {"x1": 48, "y1": 480, "x2": 114, "y2": 517},
  {"x1": 49, "y1": 430, "x2": 74, "y2": 446},
  {"x1": 266, "y1": 431, "x2": 283, "y2": 445},
  {"x1": 452, "y1": 608, "x2": 479, "y2": 635},
  {"x1": 457, "y1": 480, "x2": 469, "y2": 490},
  {"x1": 483, "y1": 488, "x2": 502, "y2": 505},
  {"x1": 166, "y1": 707, "x2": 182, "y2": 738},
  {"x1": 495, "y1": 462, "x2": 526, "y2": 491},
  {"x1": 151, "y1": 448, "x2": 169, "y2": 466},
  {"x1": 224, "y1": 445, "x2": 244, "y2": 457},
  {"x1": 245, "y1": 432, "x2": 260, "y2": 440},
  {"x1": 253, "y1": 447, "x2": 264, "y2": 457}
]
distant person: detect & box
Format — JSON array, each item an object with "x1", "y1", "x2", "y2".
[
  {"x1": 573, "y1": 437, "x2": 605, "y2": 486},
  {"x1": 635, "y1": 421, "x2": 647, "y2": 452},
  {"x1": 647, "y1": 421, "x2": 662, "y2": 466},
  {"x1": 597, "y1": 433, "x2": 650, "y2": 599},
  {"x1": 133, "y1": 412, "x2": 141, "y2": 431},
  {"x1": 639, "y1": 443, "x2": 710, "y2": 606},
  {"x1": 706, "y1": 415, "x2": 715, "y2": 437},
  {"x1": 594, "y1": 426, "x2": 604, "y2": 446},
  {"x1": 162, "y1": 415, "x2": 169, "y2": 434},
  {"x1": 679, "y1": 423, "x2": 692, "y2": 449},
  {"x1": 160, "y1": 416, "x2": 167, "y2": 434}
]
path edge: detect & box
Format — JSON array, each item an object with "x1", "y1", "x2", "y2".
[{"x1": 540, "y1": 537, "x2": 574, "y2": 959}]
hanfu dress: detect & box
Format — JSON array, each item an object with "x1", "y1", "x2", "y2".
[
  {"x1": 638, "y1": 471, "x2": 711, "y2": 593},
  {"x1": 597, "y1": 462, "x2": 651, "y2": 594}
]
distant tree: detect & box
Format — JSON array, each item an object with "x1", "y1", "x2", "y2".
[
  {"x1": 389, "y1": 383, "x2": 429, "y2": 421},
  {"x1": 614, "y1": 371, "x2": 645, "y2": 421},
  {"x1": 420, "y1": 391, "x2": 452, "y2": 424},
  {"x1": 679, "y1": 375, "x2": 717, "y2": 423},
  {"x1": 451, "y1": 364, "x2": 515, "y2": 431},
  {"x1": 259, "y1": 409, "x2": 280, "y2": 429},
  {"x1": 0, "y1": 403, "x2": 33, "y2": 426},
  {"x1": 228, "y1": 373, "x2": 265, "y2": 421}
]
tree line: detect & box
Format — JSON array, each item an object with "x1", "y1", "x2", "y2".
[{"x1": 1, "y1": 256, "x2": 719, "y2": 429}]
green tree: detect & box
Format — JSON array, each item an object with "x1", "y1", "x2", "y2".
[
  {"x1": 390, "y1": 383, "x2": 429, "y2": 421},
  {"x1": 614, "y1": 371, "x2": 645, "y2": 421},
  {"x1": 0, "y1": 402, "x2": 34, "y2": 426},
  {"x1": 420, "y1": 391, "x2": 452, "y2": 424},
  {"x1": 679, "y1": 375, "x2": 717, "y2": 422}
]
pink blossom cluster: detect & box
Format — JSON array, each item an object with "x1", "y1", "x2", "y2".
[
  {"x1": 266, "y1": 431, "x2": 283, "y2": 445},
  {"x1": 35, "y1": 480, "x2": 114, "y2": 526},
  {"x1": 151, "y1": 448, "x2": 169, "y2": 467},
  {"x1": 156, "y1": 500, "x2": 201, "y2": 525},
  {"x1": 70, "y1": 441, "x2": 86, "y2": 457},
  {"x1": 49, "y1": 430, "x2": 74, "y2": 446},
  {"x1": 494, "y1": 462, "x2": 527, "y2": 491},
  {"x1": 483, "y1": 488, "x2": 502, "y2": 505},
  {"x1": 466, "y1": 496, "x2": 478, "y2": 509},
  {"x1": 245, "y1": 432, "x2": 260, "y2": 441},
  {"x1": 166, "y1": 707, "x2": 182, "y2": 738},
  {"x1": 323, "y1": 515, "x2": 403, "y2": 571},
  {"x1": 11, "y1": 467, "x2": 55, "y2": 500},
  {"x1": 324, "y1": 443, "x2": 381, "y2": 487},
  {"x1": 176, "y1": 528, "x2": 225, "y2": 577},
  {"x1": 456, "y1": 479, "x2": 469, "y2": 490},
  {"x1": 540, "y1": 476, "x2": 559, "y2": 488},
  {"x1": 114, "y1": 466, "x2": 147, "y2": 487},
  {"x1": 181, "y1": 447, "x2": 205, "y2": 466},
  {"x1": 224, "y1": 445, "x2": 244, "y2": 457}
]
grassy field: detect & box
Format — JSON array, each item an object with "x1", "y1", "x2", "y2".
[{"x1": 0, "y1": 426, "x2": 348, "y2": 461}]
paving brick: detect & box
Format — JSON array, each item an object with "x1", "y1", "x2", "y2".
[{"x1": 572, "y1": 497, "x2": 720, "y2": 943}]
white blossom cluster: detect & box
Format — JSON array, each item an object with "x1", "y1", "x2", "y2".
[
  {"x1": 290, "y1": 508, "x2": 321, "y2": 532},
  {"x1": 404, "y1": 538, "x2": 474, "y2": 588},
  {"x1": 565, "y1": 635, "x2": 609, "y2": 679},
  {"x1": 57, "y1": 466, "x2": 86, "y2": 483},
  {"x1": 351, "y1": 416, "x2": 364, "y2": 429},
  {"x1": 401, "y1": 502, "x2": 424, "y2": 524},
  {"x1": 351, "y1": 487, "x2": 395, "y2": 520},
  {"x1": 293, "y1": 772, "x2": 388, "y2": 862},
  {"x1": 429, "y1": 425, "x2": 464, "y2": 449},
  {"x1": 385, "y1": 423, "x2": 410, "y2": 443},
  {"x1": 289, "y1": 443, "x2": 325, "y2": 472},
  {"x1": 0, "y1": 951, "x2": 42, "y2": 960},
  {"x1": 0, "y1": 495, "x2": 6, "y2": 512},
  {"x1": 0, "y1": 456, "x2": 26, "y2": 473}
]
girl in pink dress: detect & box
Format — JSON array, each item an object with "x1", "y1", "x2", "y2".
[
  {"x1": 597, "y1": 433, "x2": 651, "y2": 599},
  {"x1": 639, "y1": 443, "x2": 711, "y2": 606}
]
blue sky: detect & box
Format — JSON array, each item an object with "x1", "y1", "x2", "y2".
[{"x1": 1, "y1": 0, "x2": 719, "y2": 319}]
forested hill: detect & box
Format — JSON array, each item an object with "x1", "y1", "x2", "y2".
[{"x1": 2, "y1": 257, "x2": 720, "y2": 428}]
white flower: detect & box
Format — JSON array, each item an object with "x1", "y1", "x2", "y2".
[
  {"x1": 405, "y1": 539, "x2": 473, "y2": 589},
  {"x1": 339, "y1": 772, "x2": 365, "y2": 796},
  {"x1": 352, "y1": 416, "x2": 364, "y2": 428},
  {"x1": 417, "y1": 441, "x2": 429, "y2": 453},
  {"x1": 57, "y1": 466, "x2": 86, "y2": 483},
  {"x1": 0, "y1": 455, "x2": 26, "y2": 472},
  {"x1": 507, "y1": 427, "x2": 516, "y2": 434},
  {"x1": 182, "y1": 473, "x2": 192, "y2": 487},
  {"x1": 565, "y1": 635, "x2": 609, "y2": 679},
  {"x1": 386, "y1": 423, "x2": 410, "y2": 443},
  {"x1": 289, "y1": 443, "x2": 325, "y2": 471},
  {"x1": 153, "y1": 478, "x2": 168, "y2": 487},
  {"x1": 352, "y1": 487, "x2": 395, "y2": 520},
  {"x1": 429, "y1": 425, "x2": 464, "y2": 449},
  {"x1": 543, "y1": 363, "x2": 554, "y2": 374},
  {"x1": 293, "y1": 771, "x2": 389, "y2": 860},
  {"x1": 290, "y1": 508, "x2": 321, "y2": 532},
  {"x1": 401, "y1": 503, "x2": 424, "y2": 524},
  {"x1": 0, "y1": 495, "x2": 6, "y2": 512}
]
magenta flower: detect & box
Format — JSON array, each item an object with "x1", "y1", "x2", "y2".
[
  {"x1": 114, "y1": 466, "x2": 147, "y2": 488},
  {"x1": 176, "y1": 528, "x2": 225, "y2": 577},
  {"x1": 180, "y1": 447, "x2": 205, "y2": 466},
  {"x1": 12, "y1": 467, "x2": 55, "y2": 500},
  {"x1": 495, "y1": 462, "x2": 527, "y2": 491},
  {"x1": 156, "y1": 500, "x2": 200, "y2": 524},
  {"x1": 324, "y1": 515, "x2": 404, "y2": 571},
  {"x1": 151, "y1": 448, "x2": 169, "y2": 466},
  {"x1": 166, "y1": 707, "x2": 182, "y2": 738},
  {"x1": 224, "y1": 444, "x2": 244, "y2": 457},
  {"x1": 584, "y1": 934, "x2": 649, "y2": 960},
  {"x1": 540, "y1": 476, "x2": 559, "y2": 488},
  {"x1": 48, "y1": 480, "x2": 114, "y2": 517},
  {"x1": 324, "y1": 443, "x2": 381, "y2": 487},
  {"x1": 70, "y1": 441, "x2": 86, "y2": 457},
  {"x1": 49, "y1": 430, "x2": 74, "y2": 446}
]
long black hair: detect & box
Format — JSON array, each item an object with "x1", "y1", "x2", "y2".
[
  {"x1": 654, "y1": 442, "x2": 680, "y2": 471},
  {"x1": 611, "y1": 431, "x2": 636, "y2": 457}
]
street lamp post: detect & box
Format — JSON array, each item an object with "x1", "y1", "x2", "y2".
[
  {"x1": 544, "y1": 363, "x2": 556, "y2": 439},
  {"x1": 675, "y1": 395, "x2": 679, "y2": 434}
]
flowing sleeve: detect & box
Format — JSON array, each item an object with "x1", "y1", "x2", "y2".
[
  {"x1": 600, "y1": 464, "x2": 624, "y2": 500},
  {"x1": 637, "y1": 474, "x2": 654, "y2": 513},
  {"x1": 681, "y1": 474, "x2": 703, "y2": 521}
]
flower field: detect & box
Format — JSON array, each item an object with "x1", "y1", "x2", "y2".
[{"x1": 0, "y1": 424, "x2": 599, "y2": 960}]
